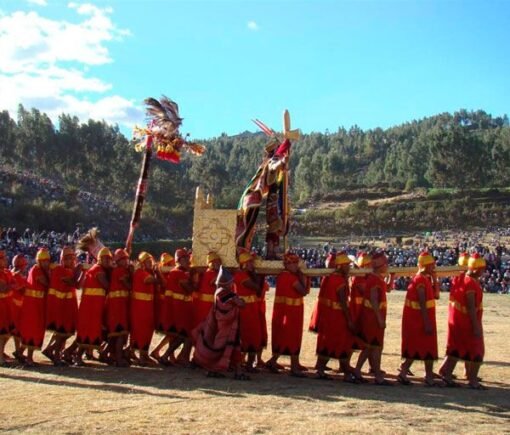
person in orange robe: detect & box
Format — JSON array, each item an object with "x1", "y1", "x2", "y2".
[
  {"x1": 9, "y1": 254, "x2": 28, "y2": 362},
  {"x1": 398, "y1": 252, "x2": 440, "y2": 386},
  {"x1": 440, "y1": 253, "x2": 487, "y2": 389},
  {"x1": 0, "y1": 249, "x2": 14, "y2": 365},
  {"x1": 355, "y1": 251, "x2": 391, "y2": 385},
  {"x1": 193, "y1": 266, "x2": 248, "y2": 379},
  {"x1": 439, "y1": 252, "x2": 469, "y2": 379},
  {"x1": 266, "y1": 252, "x2": 309, "y2": 377},
  {"x1": 130, "y1": 251, "x2": 157, "y2": 365},
  {"x1": 150, "y1": 252, "x2": 175, "y2": 364},
  {"x1": 193, "y1": 252, "x2": 221, "y2": 331},
  {"x1": 314, "y1": 252, "x2": 356, "y2": 381},
  {"x1": 104, "y1": 248, "x2": 131, "y2": 366},
  {"x1": 233, "y1": 249, "x2": 265, "y2": 372},
  {"x1": 43, "y1": 247, "x2": 80, "y2": 366},
  {"x1": 18, "y1": 248, "x2": 51, "y2": 366},
  {"x1": 73, "y1": 247, "x2": 112, "y2": 365},
  {"x1": 159, "y1": 248, "x2": 197, "y2": 365}
]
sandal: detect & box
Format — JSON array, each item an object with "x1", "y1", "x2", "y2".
[
  {"x1": 374, "y1": 379, "x2": 393, "y2": 386},
  {"x1": 265, "y1": 361, "x2": 280, "y2": 374},
  {"x1": 424, "y1": 379, "x2": 441, "y2": 388},
  {"x1": 234, "y1": 373, "x2": 251, "y2": 381},
  {"x1": 397, "y1": 374, "x2": 412, "y2": 386},
  {"x1": 316, "y1": 372, "x2": 333, "y2": 380},
  {"x1": 468, "y1": 383, "x2": 488, "y2": 390},
  {"x1": 343, "y1": 373, "x2": 360, "y2": 384},
  {"x1": 442, "y1": 377, "x2": 460, "y2": 388}
]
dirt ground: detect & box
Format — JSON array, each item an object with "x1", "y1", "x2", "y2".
[{"x1": 0, "y1": 291, "x2": 509, "y2": 434}]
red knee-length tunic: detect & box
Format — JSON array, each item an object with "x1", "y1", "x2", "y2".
[
  {"x1": 446, "y1": 275, "x2": 484, "y2": 362},
  {"x1": 401, "y1": 273, "x2": 438, "y2": 360},
  {"x1": 46, "y1": 265, "x2": 78, "y2": 337},
  {"x1": 130, "y1": 268, "x2": 155, "y2": 351},
  {"x1": 234, "y1": 270, "x2": 263, "y2": 353},
  {"x1": 0, "y1": 268, "x2": 14, "y2": 338},
  {"x1": 106, "y1": 265, "x2": 130, "y2": 337},
  {"x1": 19, "y1": 265, "x2": 48, "y2": 349},
  {"x1": 9, "y1": 270, "x2": 26, "y2": 335},
  {"x1": 271, "y1": 271, "x2": 304, "y2": 356},
  {"x1": 193, "y1": 268, "x2": 217, "y2": 330},
  {"x1": 315, "y1": 272, "x2": 353, "y2": 360},
  {"x1": 165, "y1": 267, "x2": 193, "y2": 338},
  {"x1": 359, "y1": 273, "x2": 387, "y2": 349},
  {"x1": 76, "y1": 264, "x2": 107, "y2": 348}
]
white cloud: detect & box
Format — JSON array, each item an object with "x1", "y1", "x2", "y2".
[
  {"x1": 247, "y1": 20, "x2": 259, "y2": 31},
  {"x1": 27, "y1": 0, "x2": 48, "y2": 6},
  {"x1": 0, "y1": 3, "x2": 140, "y2": 129}
]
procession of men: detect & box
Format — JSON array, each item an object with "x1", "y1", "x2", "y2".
[{"x1": 0, "y1": 245, "x2": 487, "y2": 389}]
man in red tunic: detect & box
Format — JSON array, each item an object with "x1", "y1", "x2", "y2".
[
  {"x1": 439, "y1": 252, "x2": 468, "y2": 379},
  {"x1": 440, "y1": 253, "x2": 487, "y2": 389},
  {"x1": 73, "y1": 247, "x2": 112, "y2": 365},
  {"x1": 9, "y1": 254, "x2": 28, "y2": 362},
  {"x1": 314, "y1": 252, "x2": 356, "y2": 381},
  {"x1": 398, "y1": 252, "x2": 440, "y2": 386},
  {"x1": 159, "y1": 248, "x2": 197, "y2": 365},
  {"x1": 130, "y1": 251, "x2": 157, "y2": 365},
  {"x1": 234, "y1": 249, "x2": 264, "y2": 372},
  {"x1": 43, "y1": 247, "x2": 80, "y2": 366},
  {"x1": 266, "y1": 252, "x2": 309, "y2": 377},
  {"x1": 350, "y1": 252, "x2": 371, "y2": 381},
  {"x1": 193, "y1": 266, "x2": 248, "y2": 379},
  {"x1": 355, "y1": 252, "x2": 391, "y2": 385},
  {"x1": 0, "y1": 249, "x2": 14, "y2": 365},
  {"x1": 193, "y1": 252, "x2": 221, "y2": 330},
  {"x1": 150, "y1": 252, "x2": 175, "y2": 364},
  {"x1": 18, "y1": 248, "x2": 51, "y2": 366},
  {"x1": 104, "y1": 248, "x2": 131, "y2": 366}
]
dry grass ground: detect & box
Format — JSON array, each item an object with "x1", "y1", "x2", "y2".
[{"x1": 1, "y1": 291, "x2": 509, "y2": 434}]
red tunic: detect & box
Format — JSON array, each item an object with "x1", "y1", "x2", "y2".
[
  {"x1": 401, "y1": 274, "x2": 438, "y2": 360},
  {"x1": 308, "y1": 276, "x2": 328, "y2": 333},
  {"x1": 106, "y1": 266, "x2": 130, "y2": 337},
  {"x1": 258, "y1": 281, "x2": 269, "y2": 348},
  {"x1": 130, "y1": 268, "x2": 155, "y2": 351},
  {"x1": 315, "y1": 273, "x2": 352, "y2": 360},
  {"x1": 156, "y1": 271, "x2": 171, "y2": 333},
  {"x1": 349, "y1": 275, "x2": 366, "y2": 350},
  {"x1": 76, "y1": 264, "x2": 107, "y2": 348},
  {"x1": 0, "y1": 268, "x2": 14, "y2": 337},
  {"x1": 446, "y1": 275, "x2": 484, "y2": 362},
  {"x1": 193, "y1": 268, "x2": 217, "y2": 330},
  {"x1": 47, "y1": 265, "x2": 78, "y2": 337},
  {"x1": 19, "y1": 265, "x2": 48, "y2": 349},
  {"x1": 359, "y1": 273, "x2": 387, "y2": 348},
  {"x1": 9, "y1": 271, "x2": 26, "y2": 335},
  {"x1": 271, "y1": 271, "x2": 304, "y2": 356},
  {"x1": 234, "y1": 270, "x2": 263, "y2": 353},
  {"x1": 165, "y1": 267, "x2": 193, "y2": 337}
]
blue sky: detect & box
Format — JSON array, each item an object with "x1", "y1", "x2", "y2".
[{"x1": 0, "y1": 0, "x2": 509, "y2": 140}]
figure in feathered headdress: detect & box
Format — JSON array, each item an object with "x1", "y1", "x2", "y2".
[
  {"x1": 126, "y1": 96, "x2": 205, "y2": 253},
  {"x1": 133, "y1": 96, "x2": 205, "y2": 163}
]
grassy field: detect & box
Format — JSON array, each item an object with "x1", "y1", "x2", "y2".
[{"x1": 0, "y1": 291, "x2": 509, "y2": 434}]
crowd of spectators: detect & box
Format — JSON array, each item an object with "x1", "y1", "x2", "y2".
[
  {"x1": 2, "y1": 220, "x2": 509, "y2": 294},
  {"x1": 0, "y1": 226, "x2": 82, "y2": 266},
  {"x1": 0, "y1": 166, "x2": 117, "y2": 213},
  {"x1": 254, "y1": 228, "x2": 510, "y2": 293}
]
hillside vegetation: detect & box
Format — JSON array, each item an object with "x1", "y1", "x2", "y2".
[{"x1": 1, "y1": 106, "x2": 509, "y2": 239}]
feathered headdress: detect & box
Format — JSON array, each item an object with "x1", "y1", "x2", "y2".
[{"x1": 133, "y1": 95, "x2": 205, "y2": 163}]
